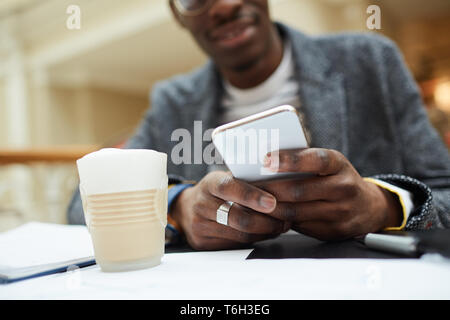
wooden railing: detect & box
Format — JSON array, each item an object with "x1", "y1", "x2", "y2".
[{"x1": 0, "y1": 145, "x2": 100, "y2": 165}]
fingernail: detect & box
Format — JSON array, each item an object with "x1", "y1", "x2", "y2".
[
  {"x1": 267, "y1": 152, "x2": 279, "y2": 171},
  {"x1": 269, "y1": 160, "x2": 279, "y2": 171},
  {"x1": 260, "y1": 195, "x2": 276, "y2": 210},
  {"x1": 263, "y1": 154, "x2": 271, "y2": 168}
]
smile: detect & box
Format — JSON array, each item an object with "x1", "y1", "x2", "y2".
[
  {"x1": 216, "y1": 24, "x2": 248, "y2": 41},
  {"x1": 209, "y1": 17, "x2": 257, "y2": 49}
]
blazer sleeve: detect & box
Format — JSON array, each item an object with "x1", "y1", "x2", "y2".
[{"x1": 376, "y1": 40, "x2": 450, "y2": 230}]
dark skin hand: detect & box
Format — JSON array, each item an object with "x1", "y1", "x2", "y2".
[
  {"x1": 256, "y1": 148, "x2": 403, "y2": 241},
  {"x1": 171, "y1": 171, "x2": 290, "y2": 250},
  {"x1": 171, "y1": 148, "x2": 403, "y2": 250}
]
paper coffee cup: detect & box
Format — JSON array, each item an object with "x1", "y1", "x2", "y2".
[{"x1": 77, "y1": 148, "x2": 168, "y2": 272}]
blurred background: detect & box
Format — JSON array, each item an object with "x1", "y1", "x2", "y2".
[{"x1": 1, "y1": 0, "x2": 449, "y2": 231}]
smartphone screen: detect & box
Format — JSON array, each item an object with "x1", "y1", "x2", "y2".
[{"x1": 212, "y1": 105, "x2": 309, "y2": 182}]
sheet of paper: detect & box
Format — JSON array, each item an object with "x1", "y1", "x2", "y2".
[{"x1": 0, "y1": 222, "x2": 94, "y2": 268}]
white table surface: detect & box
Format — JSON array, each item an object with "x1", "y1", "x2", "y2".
[{"x1": 2, "y1": 223, "x2": 450, "y2": 300}]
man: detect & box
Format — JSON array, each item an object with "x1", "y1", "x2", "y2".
[{"x1": 68, "y1": 0, "x2": 450, "y2": 250}]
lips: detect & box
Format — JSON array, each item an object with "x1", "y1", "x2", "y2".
[
  {"x1": 208, "y1": 16, "x2": 256, "y2": 48},
  {"x1": 211, "y1": 21, "x2": 250, "y2": 41}
]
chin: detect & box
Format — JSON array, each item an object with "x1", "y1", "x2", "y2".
[
  {"x1": 220, "y1": 42, "x2": 267, "y2": 72},
  {"x1": 229, "y1": 57, "x2": 260, "y2": 72}
]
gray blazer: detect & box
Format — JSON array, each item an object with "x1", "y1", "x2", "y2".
[{"x1": 69, "y1": 23, "x2": 450, "y2": 230}]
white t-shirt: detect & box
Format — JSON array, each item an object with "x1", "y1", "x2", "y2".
[{"x1": 220, "y1": 41, "x2": 300, "y2": 124}]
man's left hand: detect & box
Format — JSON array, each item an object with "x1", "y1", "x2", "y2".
[{"x1": 257, "y1": 148, "x2": 403, "y2": 241}]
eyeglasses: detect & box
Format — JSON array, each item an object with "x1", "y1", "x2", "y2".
[{"x1": 172, "y1": 0, "x2": 215, "y2": 16}]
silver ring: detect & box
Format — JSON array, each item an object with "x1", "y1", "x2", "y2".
[{"x1": 216, "y1": 201, "x2": 234, "y2": 226}]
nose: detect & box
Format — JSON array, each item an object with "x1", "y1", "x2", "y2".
[{"x1": 209, "y1": 0, "x2": 243, "y2": 23}]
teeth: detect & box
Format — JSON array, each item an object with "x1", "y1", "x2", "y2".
[
  {"x1": 221, "y1": 28, "x2": 244, "y2": 40},
  {"x1": 225, "y1": 33, "x2": 236, "y2": 39}
]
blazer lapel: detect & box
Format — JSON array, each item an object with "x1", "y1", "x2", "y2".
[
  {"x1": 182, "y1": 62, "x2": 224, "y2": 179},
  {"x1": 188, "y1": 61, "x2": 223, "y2": 128},
  {"x1": 282, "y1": 24, "x2": 349, "y2": 157}
]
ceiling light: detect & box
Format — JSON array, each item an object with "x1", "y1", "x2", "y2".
[{"x1": 434, "y1": 80, "x2": 450, "y2": 113}]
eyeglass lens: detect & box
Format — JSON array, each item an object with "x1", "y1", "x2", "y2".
[{"x1": 178, "y1": 0, "x2": 210, "y2": 11}]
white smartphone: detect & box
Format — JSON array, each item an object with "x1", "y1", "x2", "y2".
[{"x1": 212, "y1": 105, "x2": 310, "y2": 182}]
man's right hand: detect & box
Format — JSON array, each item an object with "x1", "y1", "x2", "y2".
[{"x1": 170, "y1": 171, "x2": 288, "y2": 250}]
